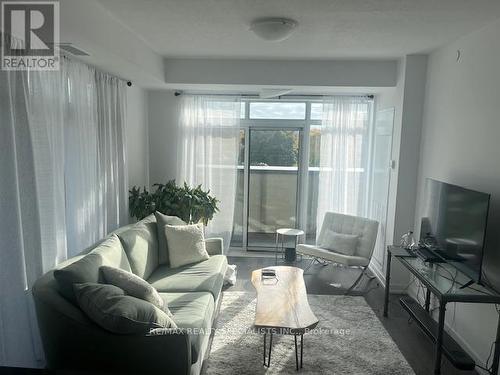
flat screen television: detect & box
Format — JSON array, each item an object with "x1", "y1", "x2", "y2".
[{"x1": 419, "y1": 178, "x2": 490, "y2": 282}]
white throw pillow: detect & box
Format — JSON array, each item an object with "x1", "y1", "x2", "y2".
[
  {"x1": 320, "y1": 231, "x2": 359, "y2": 256},
  {"x1": 165, "y1": 224, "x2": 209, "y2": 268},
  {"x1": 154, "y1": 211, "x2": 187, "y2": 265},
  {"x1": 100, "y1": 265, "x2": 173, "y2": 317}
]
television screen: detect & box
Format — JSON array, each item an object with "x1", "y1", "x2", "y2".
[{"x1": 419, "y1": 178, "x2": 490, "y2": 282}]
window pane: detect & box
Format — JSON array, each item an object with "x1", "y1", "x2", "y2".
[
  {"x1": 310, "y1": 103, "x2": 323, "y2": 120},
  {"x1": 249, "y1": 102, "x2": 306, "y2": 120},
  {"x1": 306, "y1": 125, "x2": 321, "y2": 243},
  {"x1": 309, "y1": 125, "x2": 321, "y2": 168},
  {"x1": 248, "y1": 129, "x2": 300, "y2": 248},
  {"x1": 231, "y1": 129, "x2": 245, "y2": 247},
  {"x1": 250, "y1": 130, "x2": 299, "y2": 167}
]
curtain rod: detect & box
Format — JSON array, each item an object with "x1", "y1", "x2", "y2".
[
  {"x1": 2, "y1": 31, "x2": 136, "y2": 86},
  {"x1": 174, "y1": 91, "x2": 374, "y2": 100},
  {"x1": 60, "y1": 54, "x2": 133, "y2": 87}
]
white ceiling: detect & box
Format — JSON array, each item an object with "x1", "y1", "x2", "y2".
[{"x1": 98, "y1": 0, "x2": 500, "y2": 59}]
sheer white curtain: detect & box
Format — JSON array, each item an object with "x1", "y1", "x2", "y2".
[
  {"x1": 0, "y1": 41, "x2": 44, "y2": 367},
  {"x1": 63, "y1": 61, "x2": 100, "y2": 255},
  {"x1": 26, "y1": 68, "x2": 68, "y2": 270},
  {"x1": 0, "y1": 41, "x2": 129, "y2": 366},
  {"x1": 95, "y1": 72, "x2": 128, "y2": 235},
  {"x1": 316, "y1": 96, "x2": 372, "y2": 234},
  {"x1": 63, "y1": 62, "x2": 128, "y2": 256},
  {"x1": 177, "y1": 95, "x2": 241, "y2": 250}
]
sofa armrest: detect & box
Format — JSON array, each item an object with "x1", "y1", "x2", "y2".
[
  {"x1": 33, "y1": 284, "x2": 193, "y2": 374},
  {"x1": 205, "y1": 237, "x2": 223, "y2": 255}
]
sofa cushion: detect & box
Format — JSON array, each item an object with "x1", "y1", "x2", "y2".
[
  {"x1": 74, "y1": 283, "x2": 176, "y2": 335},
  {"x1": 100, "y1": 266, "x2": 172, "y2": 317},
  {"x1": 147, "y1": 255, "x2": 227, "y2": 302},
  {"x1": 155, "y1": 211, "x2": 186, "y2": 266},
  {"x1": 117, "y1": 215, "x2": 158, "y2": 279},
  {"x1": 160, "y1": 292, "x2": 214, "y2": 363},
  {"x1": 54, "y1": 234, "x2": 132, "y2": 303},
  {"x1": 165, "y1": 224, "x2": 209, "y2": 268}
]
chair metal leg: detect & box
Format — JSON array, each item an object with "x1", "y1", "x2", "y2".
[
  {"x1": 317, "y1": 258, "x2": 330, "y2": 266},
  {"x1": 275, "y1": 232, "x2": 279, "y2": 265},
  {"x1": 345, "y1": 266, "x2": 369, "y2": 295},
  {"x1": 302, "y1": 257, "x2": 317, "y2": 274}
]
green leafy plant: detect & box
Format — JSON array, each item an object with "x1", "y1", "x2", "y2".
[{"x1": 129, "y1": 180, "x2": 219, "y2": 225}]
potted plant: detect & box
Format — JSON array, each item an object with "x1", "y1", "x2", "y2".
[{"x1": 129, "y1": 180, "x2": 219, "y2": 225}]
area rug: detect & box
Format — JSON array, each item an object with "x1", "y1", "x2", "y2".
[{"x1": 205, "y1": 291, "x2": 414, "y2": 374}]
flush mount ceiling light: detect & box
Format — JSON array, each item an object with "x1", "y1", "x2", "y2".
[{"x1": 250, "y1": 18, "x2": 298, "y2": 42}]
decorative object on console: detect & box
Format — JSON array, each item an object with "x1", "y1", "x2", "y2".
[{"x1": 400, "y1": 231, "x2": 416, "y2": 250}]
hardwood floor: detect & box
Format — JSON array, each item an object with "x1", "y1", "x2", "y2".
[{"x1": 226, "y1": 255, "x2": 479, "y2": 375}]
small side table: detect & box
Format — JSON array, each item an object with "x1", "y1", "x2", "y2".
[{"x1": 275, "y1": 228, "x2": 305, "y2": 265}]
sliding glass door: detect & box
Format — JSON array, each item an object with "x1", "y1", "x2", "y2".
[{"x1": 246, "y1": 128, "x2": 302, "y2": 249}]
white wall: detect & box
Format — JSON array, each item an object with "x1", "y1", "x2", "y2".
[
  {"x1": 148, "y1": 90, "x2": 181, "y2": 185},
  {"x1": 371, "y1": 56, "x2": 428, "y2": 291},
  {"x1": 416, "y1": 17, "x2": 500, "y2": 370},
  {"x1": 60, "y1": 0, "x2": 165, "y2": 88},
  {"x1": 393, "y1": 55, "x2": 428, "y2": 249},
  {"x1": 126, "y1": 86, "x2": 149, "y2": 190}
]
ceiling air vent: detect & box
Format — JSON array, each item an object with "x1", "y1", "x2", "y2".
[{"x1": 57, "y1": 43, "x2": 90, "y2": 56}]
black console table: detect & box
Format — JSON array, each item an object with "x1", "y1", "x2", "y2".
[{"x1": 384, "y1": 245, "x2": 500, "y2": 374}]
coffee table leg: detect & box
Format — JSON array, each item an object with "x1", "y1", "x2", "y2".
[
  {"x1": 263, "y1": 333, "x2": 266, "y2": 366},
  {"x1": 268, "y1": 332, "x2": 273, "y2": 367},
  {"x1": 300, "y1": 334, "x2": 303, "y2": 368},
  {"x1": 294, "y1": 335, "x2": 299, "y2": 371},
  {"x1": 263, "y1": 332, "x2": 273, "y2": 367}
]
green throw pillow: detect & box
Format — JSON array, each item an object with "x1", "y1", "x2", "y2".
[
  {"x1": 100, "y1": 265, "x2": 173, "y2": 317},
  {"x1": 74, "y1": 283, "x2": 177, "y2": 335},
  {"x1": 54, "y1": 234, "x2": 132, "y2": 303},
  {"x1": 117, "y1": 222, "x2": 159, "y2": 280}
]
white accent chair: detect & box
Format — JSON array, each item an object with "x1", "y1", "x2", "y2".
[{"x1": 297, "y1": 212, "x2": 379, "y2": 294}]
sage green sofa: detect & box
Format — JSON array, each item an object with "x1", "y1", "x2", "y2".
[{"x1": 32, "y1": 214, "x2": 228, "y2": 375}]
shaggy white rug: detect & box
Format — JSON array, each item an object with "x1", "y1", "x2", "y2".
[{"x1": 205, "y1": 291, "x2": 414, "y2": 374}]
